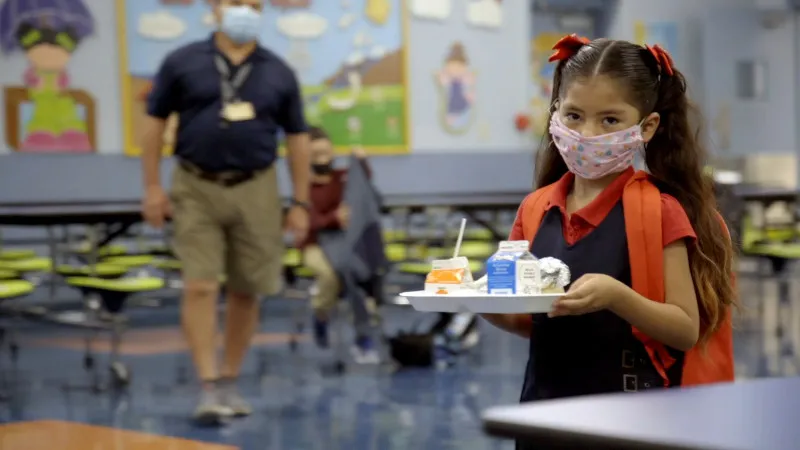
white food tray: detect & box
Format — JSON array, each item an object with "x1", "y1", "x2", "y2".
[{"x1": 399, "y1": 290, "x2": 563, "y2": 313}]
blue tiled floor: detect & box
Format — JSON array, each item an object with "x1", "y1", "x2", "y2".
[{"x1": 1, "y1": 271, "x2": 798, "y2": 449}]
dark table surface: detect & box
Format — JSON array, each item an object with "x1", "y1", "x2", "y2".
[
  {"x1": 734, "y1": 186, "x2": 800, "y2": 202},
  {"x1": 482, "y1": 377, "x2": 800, "y2": 450},
  {"x1": 0, "y1": 201, "x2": 142, "y2": 226},
  {"x1": 0, "y1": 191, "x2": 527, "y2": 225}
]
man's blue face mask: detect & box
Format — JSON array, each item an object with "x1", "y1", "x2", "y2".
[{"x1": 220, "y1": 6, "x2": 262, "y2": 44}]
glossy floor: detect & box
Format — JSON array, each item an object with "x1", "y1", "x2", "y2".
[{"x1": 0, "y1": 269, "x2": 798, "y2": 450}]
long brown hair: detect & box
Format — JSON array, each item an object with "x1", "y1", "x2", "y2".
[{"x1": 537, "y1": 38, "x2": 737, "y2": 343}]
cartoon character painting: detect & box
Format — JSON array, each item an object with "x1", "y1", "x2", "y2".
[
  {"x1": 0, "y1": 0, "x2": 95, "y2": 153},
  {"x1": 435, "y1": 42, "x2": 476, "y2": 135}
]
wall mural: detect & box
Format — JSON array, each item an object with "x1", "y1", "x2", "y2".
[
  {"x1": 118, "y1": 0, "x2": 410, "y2": 157},
  {"x1": 435, "y1": 42, "x2": 476, "y2": 135},
  {"x1": 0, "y1": 0, "x2": 97, "y2": 153}
]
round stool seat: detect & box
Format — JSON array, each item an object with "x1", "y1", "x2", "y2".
[
  {"x1": 71, "y1": 243, "x2": 128, "y2": 256},
  {"x1": 0, "y1": 269, "x2": 18, "y2": 280},
  {"x1": 294, "y1": 266, "x2": 315, "y2": 278},
  {"x1": 283, "y1": 248, "x2": 302, "y2": 267},
  {"x1": 0, "y1": 249, "x2": 37, "y2": 261},
  {"x1": 102, "y1": 255, "x2": 155, "y2": 268},
  {"x1": 56, "y1": 263, "x2": 129, "y2": 278},
  {"x1": 0, "y1": 257, "x2": 52, "y2": 273},
  {"x1": 0, "y1": 279, "x2": 35, "y2": 298},
  {"x1": 65, "y1": 276, "x2": 165, "y2": 293}
]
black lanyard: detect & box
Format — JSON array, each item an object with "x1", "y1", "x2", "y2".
[{"x1": 214, "y1": 54, "x2": 252, "y2": 104}]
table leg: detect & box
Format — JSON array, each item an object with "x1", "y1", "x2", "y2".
[
  {"x1": 769, "y1": 257, "x2": 796, "y2": 375},
  {"x1": 87, "y1": 225, "x2": 98, "y2": 277},
  {"x1": 46, "y1": 226, "x2": 58, "y2": 302}
]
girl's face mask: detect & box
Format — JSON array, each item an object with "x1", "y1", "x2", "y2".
[{"x1": 549, "y1": 113, "x2": 645, "y2": 180}]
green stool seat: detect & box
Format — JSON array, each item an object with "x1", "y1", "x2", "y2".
[
  {"x1": 0, "y1": 249, "x2": 37, "y2": 261},
  {"x1": 55, "y1": 263, "x2": 129, "y2": 278},
  {"x1": 0, "y1": 280, "x2": 35, "y2": 298},
  {"x1": 283, "y1": 248, "x2": 302, "y2": 267},
  {"x1": 72, "y1": 243, "x2": 128, "y2": 256},
  {"x1": 386, "y1": 243, "x2": 407, "y2": 263},
  {"x1": 153, "y1": 259, "x2": 182, "y2": 271},
  {"x1": 398, "y1": 260, "x2": 485, "y2": 275},
  {"x1": 744, "y1": 242, "x2": 800, "y2": 259},
  {"x1": 65, "y1": 276, "x2": 165, "y2": 313},
  {"x1": 0, "y1": 257, "x2": 52, "y2": 273},
  {"x1": 383, "y1": 229, "x2": 407, "y2": 243},
  {"x1": 102, "y1": 255, "x2": 155, "y2": 268},
  {"x1": 66, "y1": 276, "x2": 165, "y2": 292},
  {"x1": 0, "y1": 269, "x2": 18, "y2": 280},
  {"x1": 294, "y1": 266, "x2": 315, "y2": 278}
]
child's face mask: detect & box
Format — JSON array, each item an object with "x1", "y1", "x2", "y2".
[{"x1": 549, "y1": 113, "x2": 645, "y2": 180}]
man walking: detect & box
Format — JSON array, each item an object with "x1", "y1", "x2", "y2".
[{"x1": 140, "y1": 0, "x2": 310, "y2": 425}]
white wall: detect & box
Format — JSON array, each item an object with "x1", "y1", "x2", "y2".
[
  {"x1": 407, "y1": 0, "x2": 531, "y2": 153},
  {"x1": 609, "y1": 0, "x2": 797, "y2": 155}
]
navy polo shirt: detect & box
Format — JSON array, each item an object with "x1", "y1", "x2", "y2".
[{"x1": 146, "y1": 35, "x2": 307, "y2": 172}]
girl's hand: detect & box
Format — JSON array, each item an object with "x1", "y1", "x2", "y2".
[{"x1": 549, "y1": 274, "x2": 627, "y2": 318}]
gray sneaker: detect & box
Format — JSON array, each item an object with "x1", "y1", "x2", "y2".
[
  {"x1": 218, "y1": 381, "x2": 253, "y2": 417},
  {"x1": 193, "y1": 388, "x2": 234, "y2": 426}
]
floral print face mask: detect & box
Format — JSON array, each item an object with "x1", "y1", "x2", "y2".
[{"x1": 549, "y1": 113, "x2": 645, "y2": 180}]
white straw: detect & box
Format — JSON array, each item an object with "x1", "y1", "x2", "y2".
[{"x1": 453, "y1": 218, "x2": 467, "y2": 258}]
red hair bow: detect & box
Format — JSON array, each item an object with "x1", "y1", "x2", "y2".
[
  {"x1": 645, "y1": 44, "x2": 674, "y2": 76},
  {"x1": 548, "y1": 34, "x2": 591, "y2": 62}
]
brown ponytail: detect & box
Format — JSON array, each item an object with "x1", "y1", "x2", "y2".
[{"x1": 645, "y1": 67, "x2": 738, "y2": 342}]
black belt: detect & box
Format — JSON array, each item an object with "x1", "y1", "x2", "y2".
[{"x1": 179, "y1": 160, "x2": 260, "y2": 187}]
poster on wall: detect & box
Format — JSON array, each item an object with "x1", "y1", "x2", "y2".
[
  {"x1": 528, "y1": 14, "x2": 595, "y2": 144},
  {"x1": 118, "y1": 0, "x2": 410, "y2": 157},
  {"x1": 435, "y1": 42, "x2": 476, "y2": 135},
  {"x1": 466, "y1": 0, "x2": 502, "y2": 30},
  {"x1": 634, "y1": 21, "x2": 679, "y2": 62},
  {"x1": 0, "y1": 0, "x2": 97, "y2": 153}
]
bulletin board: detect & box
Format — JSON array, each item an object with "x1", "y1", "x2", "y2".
[{"x1": 116, "y1": 0, "x2": 411, "y2": 157}]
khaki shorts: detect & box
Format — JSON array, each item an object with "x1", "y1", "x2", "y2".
[{"x1": 170, "y1": 164, "x2": 283, "y2": 295}]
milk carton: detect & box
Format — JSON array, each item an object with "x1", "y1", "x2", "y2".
[
  {"x1": 486, "y1": 241, "x2": 541, "y2": 295},
  {"x1": 424, "y1": 256, "x2": 474, "y2": 294}
]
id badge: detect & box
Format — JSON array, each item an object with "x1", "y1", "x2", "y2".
[{"x1": 221, "y1": 102, "x2": 256, "y2": 122}]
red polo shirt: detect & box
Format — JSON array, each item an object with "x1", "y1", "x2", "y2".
[{"x1": 509, "y1": 168, "x2": 696, "y2": 246}]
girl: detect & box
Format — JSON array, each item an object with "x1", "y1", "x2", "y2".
[{"x1": 483, "y1": 35, "x2": 737, "y2": 407}]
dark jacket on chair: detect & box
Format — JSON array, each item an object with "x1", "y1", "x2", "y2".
[{"x1": 317, "y1": 155, "x2": 387, "y2": 334}]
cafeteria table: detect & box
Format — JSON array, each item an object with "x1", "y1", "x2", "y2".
[{"x1": 482, "y1": 377, "x2": 800, "y2": 450}]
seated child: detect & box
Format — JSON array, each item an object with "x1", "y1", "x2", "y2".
[{"x1": 301, "y1": 126, "x2": 377, "y2": 363}]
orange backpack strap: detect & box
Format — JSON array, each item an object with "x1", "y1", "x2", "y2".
[
  {"x1": 623, "y1": 172, "x2": 676, "y2": 384},
  {"x1": 520, "y1": 184, "x2": 557, "y2": 243},
  {"x1": 624, "y1": 172, "x2": 735, "y2": 386}
]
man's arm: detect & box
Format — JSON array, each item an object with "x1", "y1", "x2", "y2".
[
  {"x1": 279, "y1": 72, "x2": 310, "y2": 203},
  {"x1": 142, "y1": 56, "x2": 180, "y2": 190},
  {"x1": 142, "y1": 118, "x2": 167, "y2": 189},
  {"x1": 285, "y1": 133, "x2": 310, "y2": 203}
]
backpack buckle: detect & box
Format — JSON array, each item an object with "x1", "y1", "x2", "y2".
[{"x1": 623, "y1": 374, "x2": 638, "y2": 392}]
